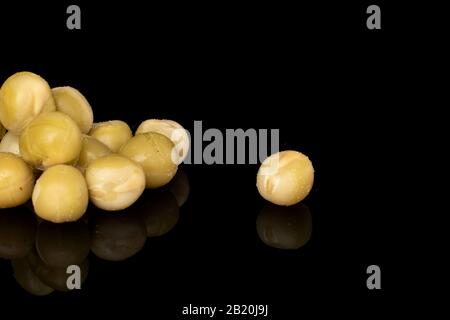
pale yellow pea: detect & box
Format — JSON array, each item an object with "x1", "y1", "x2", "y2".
[
  {"x1": 77, "y1": 135, "x2": 111, "y2": 171},
  {"x1": 32, "y1": 165, "x2": 89, "y2": 223},
  {"x1": 120, "y1": 132, "x2": 178, "y2": 189},
  {"x1": 19, "y1": 111, "x2": 82, "y2": 169},
  {"x1": 0, "y1": 71, "x2": 56, "y2": 134},
  {"x1": 89, "y1": 120, "x2": 132, "y2": 152},
  {"x1": 52, "y1": 86, "x2": 94, "y2": 134},
  {"x1": 85, "y1": 154, "x2": 146, "y2": 211},
  {"x1": 135, "y1": 119, "x2": 190, "y2": 164},
  {"x1": 257, "y1": 150, "x2": 314, "y2": 206},
  {"x1": 0, "y1": 152, "x2": 35, "y2": 208},
  {"x1": 0, "y1": 131, "x2": 20, "y2": 155}
]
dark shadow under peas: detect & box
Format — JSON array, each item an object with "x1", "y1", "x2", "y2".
[
  {"x1": 34, "y1": 258, "x2": 89, "y2": 292},
  {"x1": 90, "y1": 212, "x2": 147, "y2": 261},
  {"x1": 137, "y1": 190, "x2": 180, "y2": 237},
  {"x1": 11, "y1": 252, "x2": 54, "y2": 296},
  {"x1": 0, "y1": 208, "x2": 36, "y2": 259},
  {"x1": 166, "y1": 169, "x2": 190, "y2": 207},
  {"x1": 35, "y1": 220, "x2": 90, "y2": 267},
  {"x1": 256, "y1": 203, "x2": 312, "y2": 250}
]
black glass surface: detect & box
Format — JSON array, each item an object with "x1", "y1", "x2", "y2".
[{"x1": 0, "y1": 1, "x2": 415, "y2": 318}]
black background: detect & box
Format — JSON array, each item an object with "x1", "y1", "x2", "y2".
[{"x1": 0, "y1": 1, "x2": 426, "y2": 318}]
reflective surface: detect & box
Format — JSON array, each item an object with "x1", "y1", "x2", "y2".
[
  {"x1": 257, "y1": 203, "x2": 312, "y2": 250},
  {"x1": 0, "y1": 168, "x2": 319, "y2": 296},
  {"x1": 0, "y1": 169, "x2": 190, "y2": 295},
  {"x1": 0, "y1": 1, "x2": 405, "y2": 317},
  {"x1": 0, "y1": 207, "x2": 36, "y2": 259}
]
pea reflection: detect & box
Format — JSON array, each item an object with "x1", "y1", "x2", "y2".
[
  {"x1": 90, "y1": 189, "x2": 181, "y2": 261},
  {"x1": 256, "y1": 203, "x2": 312, "y2": 250},
  {"x1": 1, "y1": 173, "x2": 187, "y2": 294},
  {"x1": 90, "y1": 211, "x2": 147, "y2": 262},
  {"x1": 0, "y1": 208, "x2": 36, "y2": 259},
  {"x1": 166, "y1": 169, "x2": 190, "y2": 207},
  {"x1": 34, "y1": 257, "x2": 89, "y2": 292},
  {"x1": 12, "y1": 252, "x2": 54, "y2": 296},
  {"x1": 138, "y1": 190, "x2": 179, "y2": 237},
  {"x1": 36, "y1": 221, "x2": 90, "y2": 267}
]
